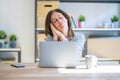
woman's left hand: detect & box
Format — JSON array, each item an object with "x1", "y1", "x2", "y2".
[{"x1": 50, "y1": 23, "x2": 66, "y2": 41}]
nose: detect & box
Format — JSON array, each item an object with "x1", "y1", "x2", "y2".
[{"x1": 57, "y1": 19, "x2": 62, "y2": 24}]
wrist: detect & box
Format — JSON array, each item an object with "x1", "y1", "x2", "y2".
[
  {"x1": 63, "y1": 38, "x2": 68, "y2": 42},
  {"x1": 53, "y1": 36, "x2": 58, "y2": 41}
]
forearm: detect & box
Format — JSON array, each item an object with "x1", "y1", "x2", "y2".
[
  {"x1": 58, "y1": 34, "x2": 67, "y2": 41},
  {"x1": 53, "y1": 35, "x2": 58, "y2": 41}
]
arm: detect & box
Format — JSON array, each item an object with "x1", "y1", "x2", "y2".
[
  {"x1": 73, "y1": 32, "x2": 86, "y2": 61},
  {"x1": 74, "y1": 32, "x2": 86, "y2": 51}
]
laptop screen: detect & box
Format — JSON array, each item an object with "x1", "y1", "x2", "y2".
[{"x1": 39, "y1": 41, "x2": 78, "y2": 68}]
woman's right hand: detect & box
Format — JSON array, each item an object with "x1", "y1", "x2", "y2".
[
  {"x1": 50, "y1": 23, "x2": 66, "y2": 41},
  {"x1": 50, "y1": 23, "x2": 58, "y2": 41}
]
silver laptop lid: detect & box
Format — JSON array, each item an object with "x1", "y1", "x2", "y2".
[{"x1": 39, "y1": 41, "x2": 77, "y2": 68}]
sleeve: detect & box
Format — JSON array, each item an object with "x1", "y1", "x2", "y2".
[
  {"x1": 45, "y1": 35, "x2": 53, "y2": 41},
  {"x1": 74, "y1": 32, "x2": 86, "y2": 51},
  {"x1": 72, "y1": 32, "x2": 86, "y2": 62}
]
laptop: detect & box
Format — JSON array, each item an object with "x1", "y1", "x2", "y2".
[{"x1": 39, "y1": 41, "x2": 78, "y2": 68}]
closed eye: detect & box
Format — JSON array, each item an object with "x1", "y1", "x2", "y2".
[{"x1": 52, "y1": 19, "x2": 57, "y2": 23}]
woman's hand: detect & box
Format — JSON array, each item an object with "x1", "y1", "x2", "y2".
[
  {"x1": 50, "y1": 23, "x2": 58, "y2": 41},
  {"x1": 50, "y1": 23, "x2": 66, "y2": 41}
]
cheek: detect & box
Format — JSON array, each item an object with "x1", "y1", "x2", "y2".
[
  {"x1": 53, "y1": 23, "x2": 57, "y2": 27},
  {"x1": 64, "y1": 18, "x2": 68, "y2": 24},
  {"x1": 64, "y1": 19, "x2": 68, "y2": 26},
  {"x1": 53, "y1": 24, "x2": 60, "y2": 29}
]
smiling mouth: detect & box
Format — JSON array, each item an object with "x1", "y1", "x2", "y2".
[
  {"x1": 59, "y1": 25, "x2": 64, "y2": 29},
  {"x1": 60, "y1": 23, "x2": 64, "y2": 27}
]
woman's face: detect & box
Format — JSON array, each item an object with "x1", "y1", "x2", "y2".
[{"x1": 51, "y1": 11, "x2": 68, "y2": 33}]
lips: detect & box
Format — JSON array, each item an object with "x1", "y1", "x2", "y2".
[{"x1": 59, "y1": 23, "x2": 64, "y2": 27}]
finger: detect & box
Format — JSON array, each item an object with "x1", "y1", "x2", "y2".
[
  {"x1": 50, "y1": 23, "x2": 58, "y2": 34},
  {"x1": 50, "y1": 23, "x2": 56, "y2": 31},
  {"x1": 50, "y1": 23, "x2": 63, "y2": 37},
  {"x1": 50, "y1": 23, "x2": 57, "y2": 35}
]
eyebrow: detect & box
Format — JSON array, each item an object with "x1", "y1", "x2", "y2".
[
  {"x1": 51, "y1": 14, "x2": 63, "y2": 21},
  {"x1": 51, "y1": 18, "x2": 56, "y2": 23}
]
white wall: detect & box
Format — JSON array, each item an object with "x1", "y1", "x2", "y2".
[
  {"x1": 0, "y1": 0, "x2": 35, "y2": 62},
  {"x1": 59, "y1": 3, "x2": 120, "y2": 28}
]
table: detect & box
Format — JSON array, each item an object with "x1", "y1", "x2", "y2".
[
  {"x1": 0, "y1": 48, "x2": 21, "y2": 62},
  {"x1": 0, "y1": 62, "x2": 120, "y2": 80}
]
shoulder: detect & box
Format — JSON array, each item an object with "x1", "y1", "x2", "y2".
[
  {"x1": 45, "y1": 35, "x2": 53, "y2": 41},
  {"x1": 74, "y1": 32, "x2": 85, "y2": 38},
  {"x1": 73, "y1": 32, "x2": 86, "y2": 41}
]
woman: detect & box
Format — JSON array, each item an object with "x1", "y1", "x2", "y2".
[{"x1": 45, "y1": 9, "x2": 86, "y2": 61}]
